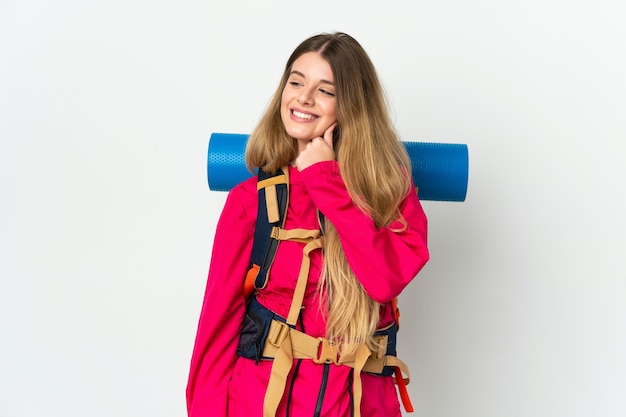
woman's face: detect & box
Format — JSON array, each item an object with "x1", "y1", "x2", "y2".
[{"x1": 281, "y1": 52, "x2": 337, "y2": 153}]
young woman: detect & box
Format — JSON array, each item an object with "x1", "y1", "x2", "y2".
[{"x1": 187, "y1": 32, "x2": 429, "y2": 417}]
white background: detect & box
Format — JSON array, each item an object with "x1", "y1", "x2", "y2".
[{"x1": 1, "y1": 1, "x2": 625, "y2": 416}]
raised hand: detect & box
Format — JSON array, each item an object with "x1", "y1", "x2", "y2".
[{"x1": 294, "y1": 123, "x2": 337, "y2": 171}]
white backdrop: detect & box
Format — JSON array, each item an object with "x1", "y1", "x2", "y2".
[{"x1": 1, "y1": 1, "x2": 625, "y2": 416}]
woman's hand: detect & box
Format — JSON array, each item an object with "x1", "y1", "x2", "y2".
[{"x1": 294, "y1": 123, "x2": 337, "y2": 171}]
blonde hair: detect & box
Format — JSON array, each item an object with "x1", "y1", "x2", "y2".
[{"x1": 246, "y1": 32, "x2": 412, "y2": 356}]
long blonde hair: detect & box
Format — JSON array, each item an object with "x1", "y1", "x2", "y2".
[{"x1": 246, "y1": 32, "x2": 412, "y2": 355}]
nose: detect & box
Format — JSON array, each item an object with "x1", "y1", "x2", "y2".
[{"x1": 297, "y1": 86, "x2": 314, "y2": 105}]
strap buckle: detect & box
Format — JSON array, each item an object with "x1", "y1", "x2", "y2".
[
  {"x1": 314, "y1": 337, "x2": 339, "y2": 365},
  {"x1": 267, "y1": 320, "x2": 290, "y2": 347}
]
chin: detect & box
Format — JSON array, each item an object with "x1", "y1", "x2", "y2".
[
  {"x1": 284, "y1": 127, "x2": 313, "y2": 141},
  {"x1": 290, "y1": 133, "x2": 313, "y2": 141}
]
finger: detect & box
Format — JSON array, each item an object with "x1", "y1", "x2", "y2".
[{"x1": 323, "y1": 123, "x2": 337, "y2": 149}]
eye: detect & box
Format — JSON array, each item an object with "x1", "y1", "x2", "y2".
[
  {"x1": 319, "y1": 88, "x2": 335, "y2": 97},
  {"x1": 289, "y1": 81, "x2": 303, "y2": 87}
]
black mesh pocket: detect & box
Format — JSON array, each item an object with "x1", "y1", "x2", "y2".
[{"x1": 236, "y1": 298, "x2": 276, "y2": 361}]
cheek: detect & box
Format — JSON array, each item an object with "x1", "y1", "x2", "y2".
[
  {"x1": 326, "y1": 101, "x2": 337, "y2": 121},
  {"x1": 279, "y1": 95, "x2": 289, "y2": 121}
]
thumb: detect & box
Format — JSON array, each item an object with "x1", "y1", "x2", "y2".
[{"x1": 323, "y1": 123, "x2": 337, "y2": 150}]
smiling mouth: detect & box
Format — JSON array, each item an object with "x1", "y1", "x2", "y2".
[{"x1": 292, "y1": 110, "x2": 318, "y2": 120}]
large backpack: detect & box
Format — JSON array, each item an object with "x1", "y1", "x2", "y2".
[{"x1": 242, "y1": 167, "x2": 414, "y2": 413}]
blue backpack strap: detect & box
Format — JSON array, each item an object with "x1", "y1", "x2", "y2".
[{"x1": 246, "y1": 167, "x2": 289, "y2": 293}]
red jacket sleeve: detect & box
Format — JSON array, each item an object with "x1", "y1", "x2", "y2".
[
  {"x1": 186, "y1": 180, "x2": 256, "y2": 417},
  {"x1": 299, "y1": 161, "x2": 429, "y2": 303}
]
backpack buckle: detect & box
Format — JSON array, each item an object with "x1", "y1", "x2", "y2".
[
  {"x1": 314, "y1": 337, "x2": 339, "y2": 365},
  {"x1": 267, "y1": 320, "x2": 290, "y2": 347}
]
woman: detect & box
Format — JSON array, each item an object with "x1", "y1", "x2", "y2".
[{"x1": 187, "y1": 32, "x2": 429, "y2": 417}]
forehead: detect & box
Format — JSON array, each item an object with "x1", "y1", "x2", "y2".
[{"x1": 290, "y1": 52, "x2": 334, "y2": 81}]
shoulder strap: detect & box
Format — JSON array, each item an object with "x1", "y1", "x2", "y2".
[{"x1": 243, "y1": 167, "x2": 290, "y2": 299}]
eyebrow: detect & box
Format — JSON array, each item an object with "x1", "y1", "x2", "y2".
[{"x1": 290, "y1": 70, "x2": 335, "y2": 85}]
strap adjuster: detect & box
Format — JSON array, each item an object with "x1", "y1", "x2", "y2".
[{"x1": 267, "y1": 320, "x2": 290, "y2": 347}]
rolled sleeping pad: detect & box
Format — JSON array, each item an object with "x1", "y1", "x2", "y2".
[{"x1": 207, "y1": 132, "x2": 468, "y2": 202}]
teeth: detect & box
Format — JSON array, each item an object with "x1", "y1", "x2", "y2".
[{"x1": 293, "y1": 110, "x2": 317, "y2": 120}]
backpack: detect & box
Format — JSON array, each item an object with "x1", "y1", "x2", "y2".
[{"x1": 242, "y1": 167, "x2": 414, "y2": 413}]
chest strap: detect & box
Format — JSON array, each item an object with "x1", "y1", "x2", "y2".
[
  {"x1": 261, "y1": 226, "x2": 323, "y2": 416},
  {"x1": 270, "y1": 227, "x2": 322, "y2": 325}
]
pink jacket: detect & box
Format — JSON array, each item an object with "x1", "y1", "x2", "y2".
[{"x1": 187, "y1": 161, "x2": 429, "y2": 416}]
